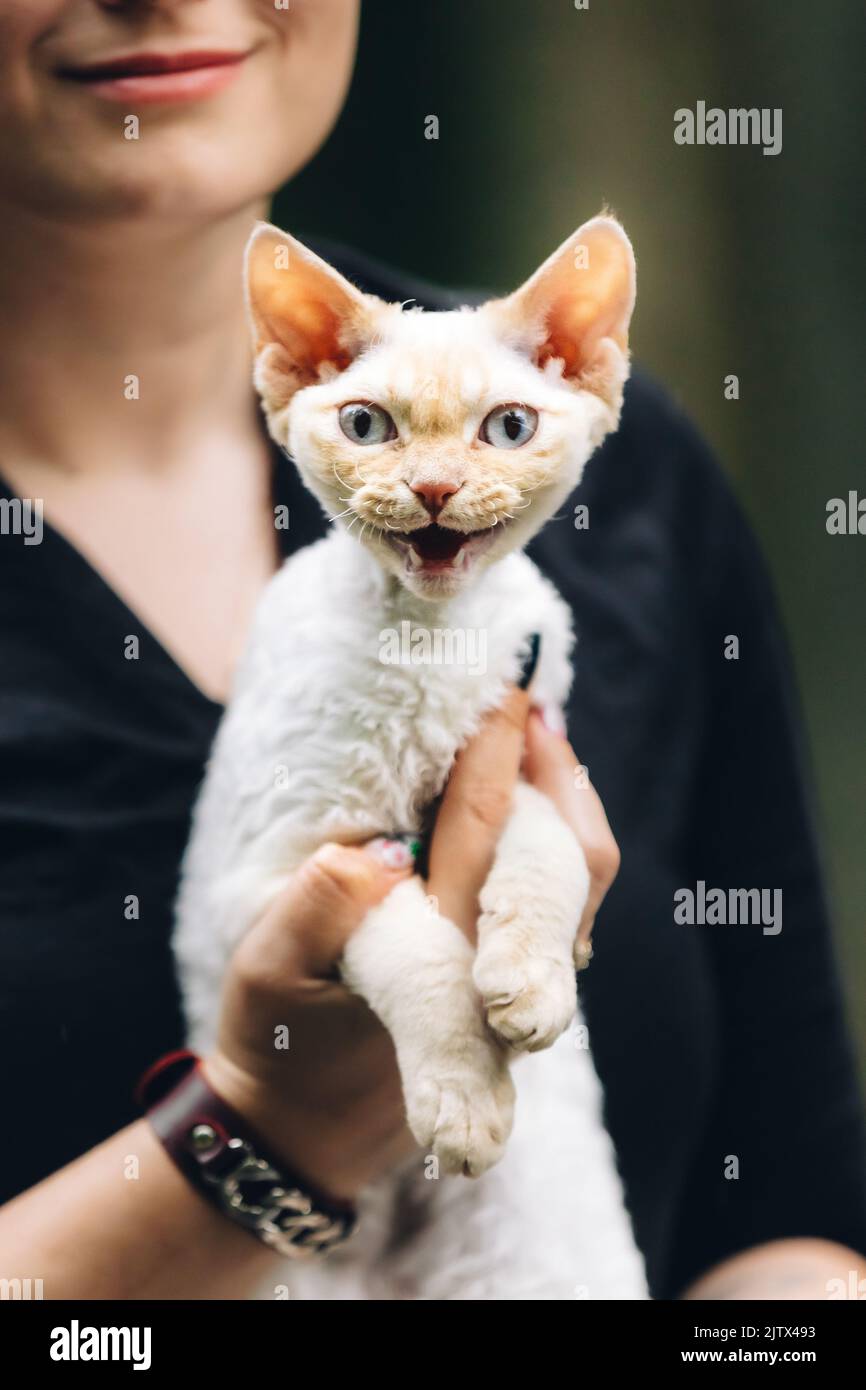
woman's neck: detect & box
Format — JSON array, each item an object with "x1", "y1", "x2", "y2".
[{"x1": 0, "y1": 201, "x2": 267, "y2": 475}]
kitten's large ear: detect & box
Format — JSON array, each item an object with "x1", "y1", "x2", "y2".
[
  {"x1": 245, "y1": 223, "x2": 384, "y2": 412},
  {"x1": 485, "y1": 215, "x2": 636, "y2": 409}
]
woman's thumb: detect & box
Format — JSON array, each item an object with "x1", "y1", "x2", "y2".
[{"x1": 268, "y1": 840, "x2": 415, "y2": 977}]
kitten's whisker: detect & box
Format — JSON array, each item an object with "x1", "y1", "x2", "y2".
[{"x1": 332, "y1": 464, "x2": 356, "y2": 493}]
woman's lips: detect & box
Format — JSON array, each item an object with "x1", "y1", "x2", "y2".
[{"x1": 57, "y1": 50, "x2": 250, "y2": 105}]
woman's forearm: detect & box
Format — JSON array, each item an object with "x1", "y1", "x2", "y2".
[
  {"x1": 0, "y1": 847, "x2": 425, "y2": 1301},
  {"x1": 0, "y1": 1119, "x2": 278, "y2": 1300},
  {"x1": 682, "y1": 1238, "x2": 866, "y2": 1300}
]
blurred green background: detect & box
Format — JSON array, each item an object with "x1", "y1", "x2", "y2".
[{"x1": 275, "y1": 0, "x2": 865, "y2": 1070}]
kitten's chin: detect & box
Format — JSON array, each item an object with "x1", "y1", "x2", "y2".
[{"x1": 397, "y1": 565, "x2": 476, "y2": 601}]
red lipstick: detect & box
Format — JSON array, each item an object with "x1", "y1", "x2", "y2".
[{"x1": 58, "y1": 50, "x2": 250, "y2": 104}]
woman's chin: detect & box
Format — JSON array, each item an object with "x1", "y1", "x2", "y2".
[
  {"x1": 7, "y1": 109, "x2": 287, "y2": 224},
  {"x1": 9, "y1": 165, "x2": 220, "y2": 227}
]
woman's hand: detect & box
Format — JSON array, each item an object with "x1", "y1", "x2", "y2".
[
  {"x1": 202, "y1": 841, "x2": 419, "y2": 1203},
  {"x1": 204, "y1": 694, "x2": 620, "y2": 1205},
  {"x1": 202, "y1": 687, "x2": 532, "y2": 1203},
  {"x1": 429, "y1": 690, "x2": 620, "y2": 957},
  {"x1": 426, "y1": 684, "x2": 533, "y2": 939},
  {"x1": 522, "y1": 708, "x2": 621, "y2": 958}
]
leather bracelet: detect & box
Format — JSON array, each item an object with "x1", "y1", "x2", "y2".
[{"x1": 135, "y1": 1049, "x2": 358, "y2": 1260}]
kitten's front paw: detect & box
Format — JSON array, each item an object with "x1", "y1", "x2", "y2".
[
  {"x1": 473, "y1": 943, "x2": 577, "y2": 1052},
  {"x1": 405, "y1": 1048, "x2": 515, "y2": 1178}
]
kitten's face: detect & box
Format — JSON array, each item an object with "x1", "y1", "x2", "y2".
[{"x1": 247, "y1": 217, "x2": 635, "y2": 600}]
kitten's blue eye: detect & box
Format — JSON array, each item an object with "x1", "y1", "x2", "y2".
[
  {"x1": 480, "y1": 404, "x2": 539, "y2": 449},
  {"x1": 339, "y1": 402, "x2": 396, "y2": 445}
]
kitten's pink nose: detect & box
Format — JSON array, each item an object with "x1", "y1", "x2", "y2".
[{"x1": 410, "y1": 480, "x2": 463, "y2": 517}]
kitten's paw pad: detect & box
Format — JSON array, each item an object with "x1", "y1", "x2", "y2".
[
  {"x1": 406, "y1": 1066, "x2": 515, "y2": 1178},
  {"x1": 474, "y1": 951, "x2": 577, "y2": 1052}
]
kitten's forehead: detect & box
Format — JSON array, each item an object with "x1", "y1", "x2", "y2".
[{"x1": 347, "y1": 305, "x2": 542, "y2": 430}]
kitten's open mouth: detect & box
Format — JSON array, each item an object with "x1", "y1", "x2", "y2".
[{"x1": 385, "y1": 523, "x2": 501, "y2": 576}]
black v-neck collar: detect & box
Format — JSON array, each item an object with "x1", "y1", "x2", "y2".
[{"x1": 0, "y1": 442, "x2": 329, "y2": 714}]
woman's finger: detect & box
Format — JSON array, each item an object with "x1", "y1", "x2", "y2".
[
  {"x1": 523, "y1": 710, "x2": 621, "y2": 953},
  {"x1": 235, "y1": 840, "x2": 415, "y2": 983},
  {"x1": 427, "y1": 684, "x2": 531, "y2": 939}
]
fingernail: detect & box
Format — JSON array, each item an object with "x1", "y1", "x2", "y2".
[
  {"x1": 365, "y1": 836, "x2": 420, "y2": 871},
  {"x1": 539, "y1": 703, "x2": 567, "y2": 737},
  {"x1": 517, "y1": 632, "x2": 541, "y2": 690}
]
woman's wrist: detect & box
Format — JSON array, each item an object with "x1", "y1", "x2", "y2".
[
  {"x1": 199, "y1": 1050, "x2": 362, "y2": 1205},
  {"x1": 138, "y1": 1049, "x2": 359, "y2": 1260},
  {"x1": 682, "y1": 1239, "x2": 866, "y2": 1300}
]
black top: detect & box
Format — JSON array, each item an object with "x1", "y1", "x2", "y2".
[{"x1": 1, "y1": 245, "x2": 864, "y2": 1300}]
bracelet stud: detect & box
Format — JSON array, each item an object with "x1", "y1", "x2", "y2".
[{"x1": 189, "y1": 1122, "x2": 219, "y2": 1153}]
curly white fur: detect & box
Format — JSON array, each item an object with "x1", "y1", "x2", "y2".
[{"x1": 173, "y1": 217, "x2": 648, "y2": 1299}]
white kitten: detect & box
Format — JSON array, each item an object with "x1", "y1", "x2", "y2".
[{"x1": 173, "y1": 216, "x2": 648, "y2": 1299}]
